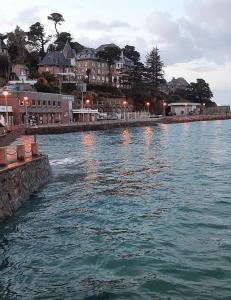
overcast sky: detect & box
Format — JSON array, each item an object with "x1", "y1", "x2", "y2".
[{"x1": 1, "y1": 0, "x2": 231, "y2": 104}]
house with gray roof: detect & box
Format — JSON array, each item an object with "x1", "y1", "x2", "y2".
[{"x1": 38, "y1": 41, "x2": 76, "y2": 78}]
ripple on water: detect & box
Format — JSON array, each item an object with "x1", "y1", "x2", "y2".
[{"x1": 1, "y1": 123, "x2": 231, "y2": 299}]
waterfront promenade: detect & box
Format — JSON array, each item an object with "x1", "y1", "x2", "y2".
[{"x1": 25, "y1": 113, "x2": 231, "y2": 135}]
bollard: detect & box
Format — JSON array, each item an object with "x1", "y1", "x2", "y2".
[
  {"x1": 0, "y1": 147, "x2": 8, "y2": 166},
  {"x1": 17, "y1": 144, "x2": 25, "y2": 161},
  {"x1": 31, "y1": 142, "x2": 39, "y2": 157}
]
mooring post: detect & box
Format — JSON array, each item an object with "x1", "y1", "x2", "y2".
[
  {"x1": 0, "y1": 147, "x2": 8, "y2": 166},
  {"x1": 31, "y1": 142, "x2": 39, "y2": 157},
  {"x1": 17, "y1": 144, "x2": 25, "y2": 161}
]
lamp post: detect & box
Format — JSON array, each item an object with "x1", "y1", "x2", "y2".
[
  {"x1": 123, "y1": 100, "x2": 127, "y2": 120},
  {"x1": 203, "y1": 103, "x2": 205, "y2": 115},
  {"x1": 23, "y1": 96, "x2": 30, "y2": 125},
  {"x1": 86, "y1": 99, "x2": 90, "y2": 122},
  {"x1": 162, "y1": 100, "x2": 167, "y2": 116},
  {"x1": 3, "y1": 91, "x2": 9, "y2": 129},
  {"x1": 145, "y1": 101, "x2": 150, "y2": 118}
]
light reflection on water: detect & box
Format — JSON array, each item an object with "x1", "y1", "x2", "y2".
[{"x1": 1, "y1": 121, "x2": 231, "y2": 299}]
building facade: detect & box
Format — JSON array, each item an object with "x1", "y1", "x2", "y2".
[
  {"x1": 168, "y1": 77, "x2": 189, "y2": 94},
  {"x1": 0, "y1": 91, "x2": 74, "y2": 125},
  {"x1": 38, "y1": 42, "x2": 134, "y2": 88}
]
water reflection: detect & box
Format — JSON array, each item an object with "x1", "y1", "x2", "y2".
[
  {"x1": 144, "y1": 127, "x2": 153, "y2": 146},
  {"x1": 121, "y1": 128, "x2": 131, "y2": 146},
  {"x1": 85, "y1": 159, "x2": 98, "y2": 182},
  {"x1": 82, "y1": 133, "x2": 94, "y2": 147}
]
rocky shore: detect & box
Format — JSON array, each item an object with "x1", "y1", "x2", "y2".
[{"x1": 163, "y1": 114, "x2": 231, "y2": 124}]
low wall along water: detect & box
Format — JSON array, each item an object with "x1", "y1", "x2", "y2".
[{"x1": 0, "y1": 155, "x2": 51, "y2": 223}]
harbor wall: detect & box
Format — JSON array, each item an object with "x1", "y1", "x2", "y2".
[
  {"x1": 0, "y1": 155, "x2": 51, "y2": 223},
  {"x1": 25, "y1": 119, "x2": 161, "y2": 135}
]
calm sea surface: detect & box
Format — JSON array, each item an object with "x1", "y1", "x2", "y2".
[{"x1": 0, "y1": 120, "x2": 231, "y2": 299}]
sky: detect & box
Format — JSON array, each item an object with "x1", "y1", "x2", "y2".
[{"x1": 1, "y1": 0, "x2": 231, "y2": 105}]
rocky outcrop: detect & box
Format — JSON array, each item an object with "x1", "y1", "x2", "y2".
[{"x1": 0, "y1": 155, "x2": 51, "y2": 223}]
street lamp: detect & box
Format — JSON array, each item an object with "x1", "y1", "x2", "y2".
[
  {"x1": 3, "y1": 91, "x2": 9, "y2": 129},
  {"x1": 162, "y1": 100, "x2": 167, "y2": 116},
  {"x1": 23, "y1": 96, "x2": 30, "y2": 125},
  {"x1": 203, "y1": 103, "x2": 205, "y2": 115},
  {"x1": 123, "y1": 100, "x2": 127, "y2": 120},
  {"x1": 85, "y1": 99, "x2": 90, "y2": 122},
  {"x1": 145, "y1": 101, "x2": 150, "y2": 117}
]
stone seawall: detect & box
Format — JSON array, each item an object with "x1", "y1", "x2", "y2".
[
  {"x1": 163, "y1": 114, "x2": 231, "y2": 124},
  {"x1": 0, "y1": 155, "x2": 51, "y2": 223},
  {"x1": 25, "y1": 119, "x2": 161, "y2": 135}
]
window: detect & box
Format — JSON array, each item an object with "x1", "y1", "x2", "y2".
[
  {"x1": 43, "y1": 100, "x2": 46, "y2": 106},
  {"x1": 37, "y1": 100, "x2": 41, "y2": 106},
  {"x1": 58, "y1": 101, "x2": 61, "y2": 107},
  {"x1": 53, "y1": 101, "x2": 56, "y2": 107},
  {"x1": 48, "y1": 100, "x2": 51, "y2": 106}
]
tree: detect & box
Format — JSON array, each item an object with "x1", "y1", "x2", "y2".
[
  {"x1": 47, "y1": 12, "x2": 65, "y2": 37},
  {"x1": 0, "y1": 34, "x2": 10, "y2": 80},
  {"x1": 144, "y1": 46, "x2": 164, "y2": 92},
  {"x1": 121, "y1": 45, "x2": 144, "y2": 87},
  {"x1": 122, "y1": 45, "x2": 140, "y2": 64},
  {"x1": 35, "y1": 72, "x2": 59, "y2": 93},
  {"x1": 54, "y1": 32, "x2": 72, "y2": 51},
  {"x1": 27, "y1": 22, "x2": 51, "y2": 58},
  {"x1": 191, "y1": 79, "x2": 213, "y2": 104},
  {"x1": 97, "y1": 45, "x2": 121, "y2": 86},
  {"x1": 7, "y1": 26, "x2": 28, "y2": 64}
]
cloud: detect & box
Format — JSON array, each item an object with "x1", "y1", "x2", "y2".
[
  {"x1": 78, "y1": 19, "x2": 132, "y2": 32},
  {"x1": 144, "y1": 0, "x2": 231, "y2": 66}
]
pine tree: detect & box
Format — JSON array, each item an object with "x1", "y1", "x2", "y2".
[{"x1": 145, "y1": 46, "x2": 164, "y2": 92}]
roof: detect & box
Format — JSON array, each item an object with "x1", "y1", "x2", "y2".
[
  {"x1": 63, "y1": 41, "x2": 76, "y2": 59},
  {"x1": 169, "y1": 77, "x2": 189, "y2": 86},
  {"x1": 0, "y1": 38, "x2": 7, "y2": 50},
  {"x1": 76, "y1": 48, "x2": 98, "y2": 60},
  {"x1": 39, "y1": 51, "x2": 71, "y2": 66}
]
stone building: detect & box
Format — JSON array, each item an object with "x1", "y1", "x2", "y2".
[
  {"x1": 39, "y1": 42, "x2": 134, "y2": 88},
  {"x1": 168, "y1": 77, "x2": 189, "y2": 94},
  {"x1": 38, "y1": 41, "x2": 76, "y2": 82}
]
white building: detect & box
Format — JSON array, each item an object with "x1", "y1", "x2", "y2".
[{"x1": 168, "y1": 102, "x2": 201, "y2": 115}]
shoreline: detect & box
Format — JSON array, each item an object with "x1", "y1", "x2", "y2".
[
  {"x1": 0, "y1": 114, "x2": 230, "y2": 140},
  {"x1": 163, "y1": 114, "x2": 231, "y2": 124}
]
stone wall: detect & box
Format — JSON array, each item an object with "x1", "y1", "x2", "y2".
[
  {"x1": 163, "y1": 114, "x2": 231, "y2": 124},
  {"x1": 0, "y1": 155, "x2": 51, "y2": 223},
  {"x1": 25, "y1": 119, "x2": 161, "y2": 135}
]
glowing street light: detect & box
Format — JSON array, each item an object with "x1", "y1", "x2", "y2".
[
  {"x1": 122, "y1": 100, "x2": 127, "y2": 120},
  {"x1": 2, "y1": 91, "x2": 9, "y2": 129},
  {"x1": 145, "y1": 101, "x2": 150, "y2": 117},
  {"x1": 162, "y1": 100, "x2": 167, "y2": 116},
  {"x1": 85, "y1": 99, "x2": 90, "y2": 107},
  {"x1": 85, "y1": 99, "x2": 91, "y2": 122},
  {"x1": 23, "y1": 96, "x2": 30, "y2": 125}
]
